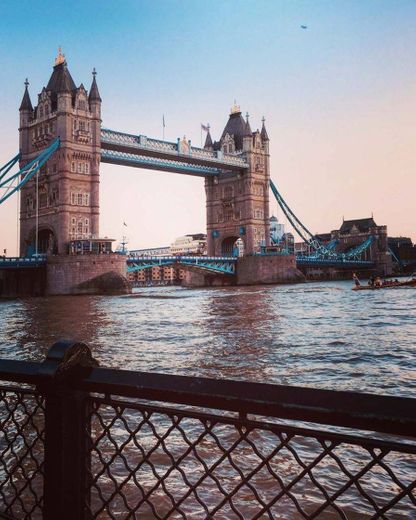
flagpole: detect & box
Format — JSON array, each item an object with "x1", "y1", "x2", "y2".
[{"x1": 162, "y1": 114, "x2": 165, "y2": 141}]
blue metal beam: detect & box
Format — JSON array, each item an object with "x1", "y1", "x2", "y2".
[{"x1": 127, "y1": 256, "x2": 237, "y2": 275}]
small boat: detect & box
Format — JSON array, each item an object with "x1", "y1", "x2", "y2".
[{"x1": 352, "y1": 274, "x2": 416, "y2": 291}]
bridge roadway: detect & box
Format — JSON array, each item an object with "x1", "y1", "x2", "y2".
[
  {"x1": 0, "y1": 255, "x2": 375, "y2": 273},
  {"x1": 100, "y1": 128, "x2": 249, "y2": 176}
]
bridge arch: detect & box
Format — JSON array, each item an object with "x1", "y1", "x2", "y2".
[
  {"x1": 221, "y1": 236, "x2": 245, "y2": 257},
  {"x1": 26, "y1": 225, "x2": 57, "y2": 256}
]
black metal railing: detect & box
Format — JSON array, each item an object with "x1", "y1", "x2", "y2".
[{"x1": 0, "y1": 341, "x2": 415, "y2": 519}]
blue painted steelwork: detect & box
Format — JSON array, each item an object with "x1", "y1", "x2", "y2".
[
  {"x1": 269, "y1": 179, "x2": 375, "y2": 263},
  {"x1": 127, "y1": 256, "x2": 236, "y2": 275},
  {"x1": 0, "y1": 139, "x2": 60, "y2": 205},
  {"x1": 0, "y1": 256, "x2": 47, "y2": 268},
  {"x1": 0, "y1": 153, "x2": 20, "y2": 183},
  {"x1": 296, "y1": 257, "x2": 374, "y2": 267},
  {"x1": 100, "y1": 128, "x2": 249, "y2": 175},
  {"x1": 101, "y1": 149, "x2": 222, "y2": 177}
]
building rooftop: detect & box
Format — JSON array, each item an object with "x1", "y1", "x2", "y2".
[{"x1": 339, "y1": 217, "x2": 377, "y2": 234}]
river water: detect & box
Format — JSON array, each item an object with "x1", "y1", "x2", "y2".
[
  {"x1": 0, "y1": 280, "x2": 415, "y2": 397},
  {"x1": 0, "y1": 281, "x2": 415, "y2": 518}
]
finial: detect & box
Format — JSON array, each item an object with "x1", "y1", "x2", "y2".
[
  {"x1": 262, "y1": 116, "x2": 266, "y2": 125},
  {"x1": 246, "y1": 112, "x2": 249, "y2": 122},
  {"x1": 92, "y1": 67, "x2": 97, "y2": 77},
  {"x1": 55, "y1": 47, "x2": 65, "y2": 66},
  {"x1": 24, "y1": 78, "x2": 29, "y2": 88},
  {"x1": 207, "y1": 123, "x2": 210, "y2": 131},
  {"x1": 231, "y1": 99, "x2": 240, "y2": 114}
]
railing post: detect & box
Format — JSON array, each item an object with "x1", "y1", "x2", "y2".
[{"x1": 38, "y1": 340, "x2": 98, "y2": 520}]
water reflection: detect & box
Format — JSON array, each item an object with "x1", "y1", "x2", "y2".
[{"x1": 198, "y1": 287, "x2": 276, "y2": 380}]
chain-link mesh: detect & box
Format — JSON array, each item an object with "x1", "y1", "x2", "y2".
[
  {"x1": 0, "y1": 387, "x2": 44, "y2": 520},
  {"x1": 86, "y1": 397, "x2": 416, "y2": 519}
]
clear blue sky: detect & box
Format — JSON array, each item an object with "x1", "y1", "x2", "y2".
[{"x1": 1, "y1": 0, "x2": 415, "y2": 253}]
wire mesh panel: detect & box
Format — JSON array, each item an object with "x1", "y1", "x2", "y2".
[
  {"x1": 0, "y1": 387, "x2": 44, "y2": 520},
  {"x1": 86, "y1": 397, "x2": 416, "y2": 519}
]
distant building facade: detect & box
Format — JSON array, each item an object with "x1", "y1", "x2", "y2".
[
  {"x1": 170, "y1": 234, "x2": 207, "y2": 255},
  {"x1": 270, "y1": 215, "x2": 285, "y2": 244}
]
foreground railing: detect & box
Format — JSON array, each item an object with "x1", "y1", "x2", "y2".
[{"x1": 0, "y1": 341, "x2": 415, "y2": 519}]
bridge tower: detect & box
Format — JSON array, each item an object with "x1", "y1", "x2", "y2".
[
  {"x1": 18, "y1": 49, "x2": 101, "y2": 255},
  {"x1": 205, "y1": 104, "x2": 270, "y2": 256}
]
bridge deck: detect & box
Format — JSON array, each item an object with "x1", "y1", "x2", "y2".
[{"x1": 100, "y1": 129, "x2": 249, "y2": 176}]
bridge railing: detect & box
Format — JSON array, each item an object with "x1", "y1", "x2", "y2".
[
  {"x1": 101, "y1": 128, "x2": 249, "y2": 169},
  {"x1": 0, "y1": 341, "x2": 415, "y2": 519}
]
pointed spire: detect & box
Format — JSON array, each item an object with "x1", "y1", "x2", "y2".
[
  {"x1": 244, "y1": 112, "x2": 252, "y2": 136},
  {"x1": 204, "y1": 124, "x2": 213, "y2": 149},
  {"x1": 89, "y1": 68, "x2": 101, "y2": 103},
  {"x1": 260, "y1": 116, "x2": 269, "y2": 141},
  {"x1": 19, "y1": 78, "x2": 33, "y2": 111}
]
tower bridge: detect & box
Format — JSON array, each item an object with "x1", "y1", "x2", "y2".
[{"x1": 0, "y1": 51, "x2": 391, "y2": 295}]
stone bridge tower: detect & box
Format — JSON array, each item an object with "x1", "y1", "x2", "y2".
[
  {"x1": 18, "y1": 49, "x2": 101, "y2": 255},
  {"x1": 205, "y1": 104, "x2": 270, "y2": 256}
]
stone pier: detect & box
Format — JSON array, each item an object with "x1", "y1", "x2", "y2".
[
  {"x1": 46, "y1": 254, "x2": 130, "y2": 295},
  {"x1": 183, "y1": 254, "x2": 305, "y2": 287}
]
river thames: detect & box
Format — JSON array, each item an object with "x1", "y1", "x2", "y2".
[
  {"x1": 1, "y1": 280, "x2": 416, "y2": 518},
  {"x1": 0, "y1": 280, "x2": 415, "y2": 397}
]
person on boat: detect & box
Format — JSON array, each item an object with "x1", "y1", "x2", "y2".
[
  {"x1": 352, "y1": 273, "x2": 361, "y2": 287},
  {"x1": 368, "y1": 275, "x2": 375, "y2": 287},
  {"x1": 375, "y1": 276, "x2": 382, "y2": 287}
]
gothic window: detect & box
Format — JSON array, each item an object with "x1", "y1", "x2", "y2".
[
  {"x1": 85, "y1": 162, "x2": 89, "y2": 174},
  {"x1": 71, "y1": 193, "x2": 76, "y2": 205},
  {"x1": 39, "y1": 193, "x2": 48, "y2": 208},
  {"x1": 39, "y1": 107, "x2": 43, "y2": 118},
  {"x1": 224, "y1": 185, "x2": 233, "y2": 199},
  {"x1": 73, "y1": 120, "x2": 77, "y2": 130},
  {"x1": 77, "y1": 163, "x2": 82, "y2": 174},
  {"x1": 77, "y1": 194, "x2": 83, "y2": 205},
  {"x1": 224, "y1": 209, "x2": 233, "y2": 221},
  {"x1": 45, "y1": 105, "x2": 49, "y2": 116},
  {"x1": 77, "y1": 220, "x2": 83, "y2": 234},
  {"x1": 78, "y1": 100, "x2": 86, "y2": 110},
  {"x1": 79, "y1": 121, "x2": 85, "y2": 131},
  {"x1": 84, "y1": 218, "x2": 89, "y2": 235},
  {"x1": 83, "y1": 194, "x2": 90, "y2": 206}
]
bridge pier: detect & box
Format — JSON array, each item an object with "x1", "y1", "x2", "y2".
[
  {"x1": 46, "y1": 255, "x2": 130, "y2": 295},
  {"x1": 183, "y1": 254, "x2": 304, "y2": 287}
]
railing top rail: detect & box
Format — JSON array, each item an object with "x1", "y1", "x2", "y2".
[
  {"x1": 77, "y1": 366, "x2": 416, "y2": 437},
  {"x1": 0, "y1": 345, "x2": 415, "y2": 437}
]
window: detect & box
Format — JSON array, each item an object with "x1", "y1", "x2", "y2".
[
  {"x1": 77, "y1": 163, "x2": 82, "y2": 174},
  {"x1": 77, "y1": 220, "x2": 83, "y2": 233},
  {"x1": 71, "y1": 193, "x2": 76, "y2": 205},
  {"x1": 79, "y1": 121, "x2": 85, "y2": 131},
  {"x1": 73, "y1": 120, "x2": 77, "y2": 130},
  {"x1": 71, "y1": 217, "x2": 76, "y2": 225},
  {"x1": 83, "y1": 194, "x2": 90, "y2": 206},
  {"x1": 39, "y1": 193, "x2": 47, "y2": 208},
  {"x1": 45, "y1": 105, "x2": 49, "y2": 116},
  {"x1": 71, "y1": 162, "x2": 76, "y2": 172},
  {"x1": 77, "y1": 194, "x2": 83, "y2": 205},
  {"x1": 85, "y1": 163, "x2": 89, "y2": 174},
  {"x1": 39, "y1": 107, "x2": 43, "y2": 118},
  {"x1": 53, "y1": 164, "x2": 57, "y2": 173},
  {"x1": 78, "y1": 100, "x2": 86, "y2": 110}
]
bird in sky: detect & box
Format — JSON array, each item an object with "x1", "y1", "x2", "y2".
[{"x1": 301, "y1": 25, "x2": 308, "y2": 29}]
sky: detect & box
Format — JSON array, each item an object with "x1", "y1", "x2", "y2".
[{"x1": 0, "y1": 0, "x2": 415, "y2": 254}]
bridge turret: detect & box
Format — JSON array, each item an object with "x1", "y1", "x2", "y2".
[
  {"x1": 19, "y1": 79, "x2": 33, "y2": 153},
  {"x1": 260, "y1": 116, "x2": 269, "y2": 153},
  {"x1": 18, "y1": 50, "x2": 102, "y2": 256},
  {"x1": 242, "y1": 112, "x2": 252, "y2": 152}
]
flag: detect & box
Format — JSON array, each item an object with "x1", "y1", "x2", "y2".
[
  {"x1": 123, "y1": 222, "x2": 127, "y2": 227},
  {"x1": 201, "y1": 123, "x2": 209, "y2": 132},
  {"x1": 163, "y1": 115, "x2": 165, "y2": 128}
]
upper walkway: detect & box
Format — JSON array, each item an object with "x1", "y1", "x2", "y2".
[{"x1": 100, "y1": 128, "x2": 249, "y2": 176}]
